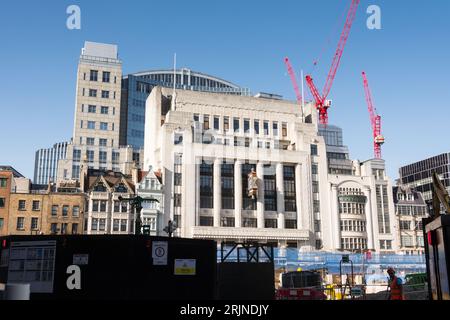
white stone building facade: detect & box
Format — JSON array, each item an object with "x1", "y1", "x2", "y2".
[{"x1": 144, "y1": 87, "x2": 400, "y2": 252}]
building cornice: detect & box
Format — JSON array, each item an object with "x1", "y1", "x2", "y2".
[{"x1": 191, "y1": 226, "x2": 309, "y2": 241}]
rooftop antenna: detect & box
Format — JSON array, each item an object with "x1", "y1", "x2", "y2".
[{"x1": 172, "y1": 53, "x2": 177, "y2": 111}]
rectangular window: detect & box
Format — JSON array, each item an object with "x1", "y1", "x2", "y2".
[
  {"x1": 114, "y1": 201, "x2": 120, "y2": 213},
  {"x1": 90, "y1": 70, "x2": 98, "y2": 81},
  {"x1": 417, "y1": 236, "x2": 424, "y2": 247},
  {"x1": 32, "y1": 200, "x2": 40, "y2": 211},
  {"x1": 51, "y1": 205, "x2": 58, "y2": 216},
  {"x1": 101, "y1": 90, "x2": 110, "y2": 99},
  {"x1": 0, "y1": 178, "x2": 7, "y2": 188},
  {"x1": 244, "y1": 119, "x2": 250, "y2": 133},
  {"x1": 72, "y1": 165, "x2": 80, "y2": 179},
  {"x1": 200, "y1": 161, "x2": 213, "y2": 209},
  {"x1": 401, "y1": 235, "x2": 414, "y2": 248},
  {"x1": 263, "y1": 121, "x2": 269, "y2": 135},
  {"x1": 242, "y1": 218, "x2": 257, "y2": 228},
  {"x1": 224, "y1": 117, "x2": 230, "y2": 131},
  {"x1": 87, "y1": 150, "x2": 94, "y2": 162},
  {"x1": 120, "y1": 220, "x2": 127, "y2": 232},
  {"x1": 99, "y1": 151, "x2": 107, "y2": 164},
  {"x1": 285, "y1": 219, "x2": 297, "y2": 229},
  {"x1": 121, "y1": 202, "x2": 128, "y2": 213},
  {"x1": 88, "y1": 121, "x2": 95, "y2": 129},
  {"x1": 233, "y1": 118, "x2": 240, "y2": 132},
  {"x1": 312, "y1": 181, "x2": 319, "y2": 194},
  {"x1": 88, "y1": 105, "x2": 96, "y2": 113},
  {"x1": 31, "y1": 217, "x2": 38, "y2": 230},
  {"x1": 284, "y1": 166, "x2": 296, "y2": 212},
  {"x1": 51, "y1": 223, "x2": 58, "y2": 234},
  {"x1": 100, "y1": 122, "x2": 108, "y2": 131},
  {"x1": 193, "y1": 114, "x2": 199, "y2": 122},
  {"x1": 203, "y1": 115, "x2": 210, "y2": 130},
  {"x1": 221, "y1": 217, "x2": 235, "y2": 227},
  {"x1": 264, "y1": 166, "x2": 277, "y2": 211},
  {"x1": 311, "y1": 144, "x2": 318, "y2": 156},
  {"x1": 273, "y1": 122, "x2": 278, "y2": 136},
  {"x1": 99, "y1": 139, "x2": 107, "y2": 147},
  {"x1": 200, "y1": 216, "x2": 214, "y2": 226},
  {"x1": 0, "y1": 218, "x2": 3, "y2": 229},
  {"x1": 214, "y1": 116, "x2": 220, "y2": 130},
  {"x1": 112, "y1": 152, "x2": 120, "y2": 164},
  {"x1": 282, "y1": 123, "x2": 287, "y2": 137},
  {"x1": 265, "y1": 219, "x2": 277, "y2": 228},
  {"x1": 73, "y1": 149, "x2": 81, "y2": 161},
  {"x1": 113, "y1": 219, "x2": 120, "y2": 232},
  {"x1": 314, "y1": 220, "x2": 321, "y2": 232},
  {"x1": 87, "y1": 137, "x2": 95, "y2": 146},
  {"x1": 0, "y1": 198, "x2": 4, "y2": 208},
  {"x1": 254, "y1": 120, "x2": 260, "y2": 134},
  {"x1": 101, "y1": 106, "x2": 109, "y2": 114},
  {"x1": 222, "y1": 163, "x2": 234, "y2": 209},
  {"x1": 174, "y1": 194, "x2": 182, "y2": 207},
  {"x1": 62, "y1": 205, "x2": 69, "y2": 217},
  {"x1": 174, "y1": 173, "x2": 182, "y2": 186},
  {"x1": 92, "y1": 200, "x2": 99, "y2": 212},
  {"x1": 17, "y1": 217, "x2": 25, "y2": 230},
  {"x1": 91, "y1": 218, "x2": 98, "y2": 231},
  {"x1": 400, "y1": 221, "x2": 410, "y2": 230},
  {"x1": 102, "y1": 71, "x2": 110, "y2": 83},
  {"x1": 99, "y1": 219, "x2": 106, "y2": 231},
  {"x1": 73, "y1": 206, "x2": 80, "y2": 217},
  {"x1": 100, "y1": 200, "x2": 107, "y2": 212},
  {"x1": 89, "y1": 89, "x2": 97, "y2": 97},
  {"x1": 72, "y1": 223, "x2": 79, "y2": 235}
]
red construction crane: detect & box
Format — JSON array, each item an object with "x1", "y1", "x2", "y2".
[
  {"x1": 362, "y1": 71, "x2": 384, "y2": 159},
  {"x1": 305, "y1": 0, "x2": 361, "y2": 125},
  {"x1": 284, "y1": 57, "x2": 303, "y2": 108}
]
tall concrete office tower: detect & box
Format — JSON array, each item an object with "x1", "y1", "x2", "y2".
[
  {"x1": 58, "y1": 42, "x2": 137, "y2": 184},
  {"x1": 72, "y1": 41, "x2": 122, "y2": 148}
]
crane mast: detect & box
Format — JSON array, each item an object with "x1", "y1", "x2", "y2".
[{"x1": 362, "y1": 71, "x2": 384, "y2": 159}]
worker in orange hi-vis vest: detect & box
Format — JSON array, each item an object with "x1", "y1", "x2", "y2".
[{"x1": 387, "y1": 267, "x2": 404, "y2": 300}]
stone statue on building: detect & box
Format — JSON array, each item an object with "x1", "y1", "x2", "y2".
[{"x1": 248, "y1": 168, "x2": 258, "y2": 199}]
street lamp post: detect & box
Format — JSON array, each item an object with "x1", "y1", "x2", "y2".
[
  {"x1": 163, "y1": 220, "x2": 177, "y2": 238},
  {"x1": 118, "y1": 195, "x2": 159, "y2": 235}
]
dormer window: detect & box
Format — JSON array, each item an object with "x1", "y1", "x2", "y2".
[
  {"x1": 115, "y1": 183, "x2": 128, "y2": 193},
  {"x1": 94, "y1": 182, "x2": 107, "y2": 192}
]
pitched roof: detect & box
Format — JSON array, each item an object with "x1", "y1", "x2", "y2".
[{"x1": 88, "y1": 171, "x2": 135, "y2": 192}]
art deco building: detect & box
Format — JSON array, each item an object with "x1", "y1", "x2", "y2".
[{"x1": 143, "y1": 87, "x2": 399, "y2": 252}]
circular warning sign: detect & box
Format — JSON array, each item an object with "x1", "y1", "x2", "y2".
[{"x1": 155, "y1": 247, "x2": 165, "y2": 257}]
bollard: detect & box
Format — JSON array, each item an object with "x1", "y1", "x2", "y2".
[{"x1": 5, "y1": 283, "x2": 30, "y2": 300}]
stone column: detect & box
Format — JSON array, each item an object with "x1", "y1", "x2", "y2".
[
  {"x1": 256, "y1": 162, "x2": 265, "y2": 229},
  {"x1": 276, "y1": 163, "x2": 285, "y2": 229},
  {"x1": 331, "y1": 185, "x2": 340, "y2": 249},
  {"x1": 213, "y1": 158, "x2": 222, "y2": 227},
  {"x1": 234, "y1": 160, "x2": 242, "y2": 227},
  {"x1": 295, "y1": 164, "x2": 302, "y2": 230},
  {"x1": 87, "y1": 197, "x2": 93, "y2": 234},
  {"x1": 363, "y1": 186, "x2": 375, "y2": 250}
]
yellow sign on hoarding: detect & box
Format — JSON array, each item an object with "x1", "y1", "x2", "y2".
[{"x1": 174, "y1": 259, "x2": 196, "y2": 275}]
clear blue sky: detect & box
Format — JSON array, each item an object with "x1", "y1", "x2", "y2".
[{"x1": 1, "y1": 0, "x2": 449, "y2": 180}]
